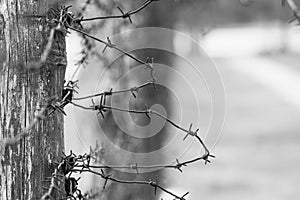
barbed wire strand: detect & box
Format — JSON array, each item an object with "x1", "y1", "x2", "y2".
[
  {"x1": 284, "y1": 0, "x2": 300, "y2": 22},
  {"x1": 71, "y1": 168, "x2": 189, "y2": 200},
  {"x1": 65, "y1": 25, "x2": 156, "y2": 82},
  {"x1": 80, "y1": 0, "x2": 160, "y2": 23},
  {"x1": 67, "y1": 0, "x2": 159, "y2": 82},
  {"x1": 70, "y1": 101, "x2": 212, "y2": 157},
  {"x1": 73, "y1": 81, "x2": 155, "y2": 101}
]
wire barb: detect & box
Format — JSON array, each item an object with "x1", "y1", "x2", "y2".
[
  {"x1": 285, "y1": 0, "x2": 300, "y2": 23},
  {"x1": 183, "y1": 123, "x2": 199, "y2": 141},
  {"x1": 149, "y1": 179, "x2": 158, "y2": 195},
  {"x1": 90, "y1": 97, "x2": 107, "y2": 118},
  {"x1": 117, "y1": 6, "x2": 133, "y2": 23},
  {"x1": 130, "y1": 163, "x2": 139, "y2": 174},
  {"x1": 102, "y1": 37, "x2": 116, "y2": 53},
  {"x1": 101, "y1": 169, "x2": 112, "y2": 189},
  {"x1": 174, "y1": 158, "x2": 187, "y2": 173}
]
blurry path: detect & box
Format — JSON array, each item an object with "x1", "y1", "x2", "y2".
[
  {"x1": 225, "y1": 57, "x2": 300, "y2": 110},
  {"x1": 161, "y1": 55, "x2": 300, "y2": 200}
]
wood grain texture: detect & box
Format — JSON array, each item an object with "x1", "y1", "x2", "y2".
[{"x1": 0, "y1": 0, "x2": 66, "y2": 199}]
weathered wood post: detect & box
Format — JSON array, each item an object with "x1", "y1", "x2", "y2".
[{"x1": 0, "y1": 1, "x2": 66, "y2": 199}]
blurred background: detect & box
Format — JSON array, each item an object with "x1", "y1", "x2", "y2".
[{"x1": 64, "y1": 0, "x2": 300, "y2": 199}]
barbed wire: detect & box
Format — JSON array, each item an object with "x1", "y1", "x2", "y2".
[
  {"x1": 79, "y1": 0, "x2": 160, "y2": 23},
  {"x1": 66, "y1": 25, "x2": 156, "y2": 82},
  {"x1": 73, "y1": 80, "x2": 156, "y2": 101},
  {"x1": 74, "y1": 168, "x2": 189, "y2": 200},
  {"x1": 69, "y1": 99, "x2": 214, "y2": 161},
  {"x1": 67, "y1": 0, "x2": 159, "y2": 83},
  {"x1": 42, "y1": 140, "x2": 210, "y2": 200},
  {"x1": 3, "y1": 1, "x2": 298, "y2": 199},
  {"x1": 283, "y1": 0, "x2": 300, "y2": 23},
  {"x1": 1, "y1": 3, "x2": 213, "y2": 200},
  {"x1": 71, "y1": 99, "x2": 203, "y2": 144}
]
